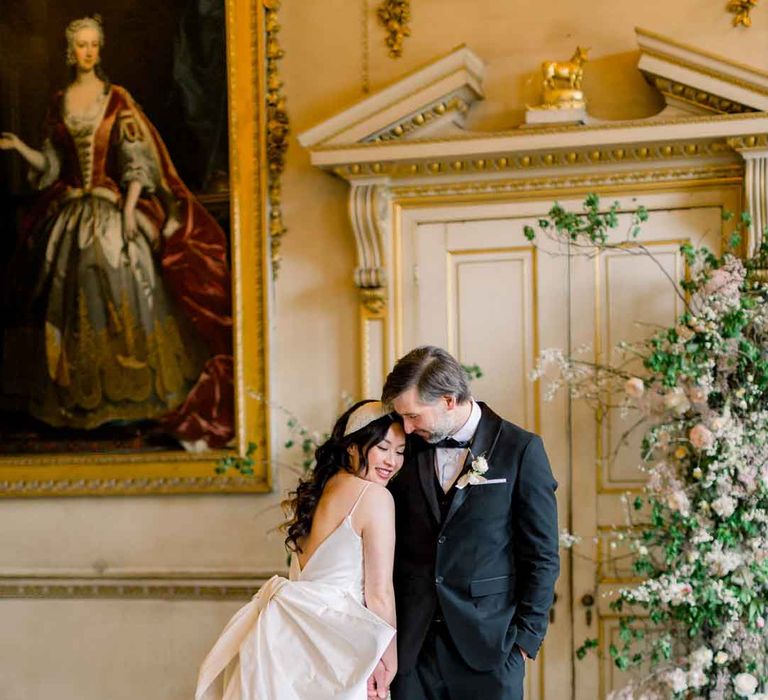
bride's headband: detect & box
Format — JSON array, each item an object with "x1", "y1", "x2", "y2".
[{"x1": 343, "y1": 401, "x2": 391, "y2": 436}]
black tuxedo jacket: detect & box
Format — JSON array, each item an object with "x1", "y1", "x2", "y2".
[{"x1": 389, "y1": 402, "x2": 560, "y2": 673}]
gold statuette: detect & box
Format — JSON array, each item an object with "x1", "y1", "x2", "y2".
[{"x1": 540, "y1": 46, "x2": 590, "y2": 109}]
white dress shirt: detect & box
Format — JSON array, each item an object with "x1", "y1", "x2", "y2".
[{"x1": 435, "y1": 400, "x2": 482, "y2": 492}]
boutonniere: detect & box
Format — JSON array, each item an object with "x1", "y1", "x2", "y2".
[{"x1": 456, "y1": 451, "x2": 489, "y2": 489}]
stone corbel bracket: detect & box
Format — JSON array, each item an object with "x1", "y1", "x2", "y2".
[{"x1": 348, "y1": 182, "x2": 391, "y2": 396}]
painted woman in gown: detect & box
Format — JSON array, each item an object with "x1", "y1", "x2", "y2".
[
  {"x1": 196, "y1": 400, "x2": 404, "y2": 699},
  {"x1": 0, "y1": 16, "x2": 233, "y2": 449}
]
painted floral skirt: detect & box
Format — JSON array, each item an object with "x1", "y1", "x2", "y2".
[{"x1": 1, "y1": 192, "x2": 206, "y2": 429}]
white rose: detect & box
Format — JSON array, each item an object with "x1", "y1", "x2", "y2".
[
  {"x1": 712, "y1": 494, "x2": 737, "y2": 519},
  {"x1": 666, "y1": 489, "x2": 691, "y2": 516},
  {"x1": 715, "y1": 651, "x2": 729, "y2": 665},
  {"x1": 734, "y1": 672, "x2": 758, "y2": 696},
  {"x1": 665, "y1": 388, "x2": 691, "y2": 415},
  {"x1": 625, "y1": 377, "x2": 645, "y2": 398},
  {"x1": 665, "y1": 667, "x2": 688, "y2": 693},
  {"x1": 689, "y1": 645, "x2": 713, "y2": 670},
  {"x1": 667, "y1": 581, "x2": 693, "y2": 605},
  {"x1": 471, "y1": 455, "x2": 489, "y2": 474},
  {"x1": 688, "y1": 668, "x2": 707, "y2": 689}
]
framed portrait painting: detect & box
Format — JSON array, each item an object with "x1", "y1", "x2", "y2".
[{"x1": 0, "y1": 0, "x2": 270, "y2": 496}]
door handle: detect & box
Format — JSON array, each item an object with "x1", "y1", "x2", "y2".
[
  {"x1": 549, "y1": 592, "x2": 558, "y2": 624},
  {"x1": 581, "y1": 593, "x2": 595, "y2": 627}
]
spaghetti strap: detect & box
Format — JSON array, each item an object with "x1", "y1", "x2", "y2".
[{"x1": 347, "y1": 482, "x2": 371, "y2": 519}]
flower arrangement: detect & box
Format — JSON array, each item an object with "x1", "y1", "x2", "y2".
[{"x1": 527, "y1": 195, "x2": 768, "y2": 699}]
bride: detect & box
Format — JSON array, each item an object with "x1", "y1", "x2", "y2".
[{"x1": 196, "y1": 400, "x2": 404, "y2": 699}]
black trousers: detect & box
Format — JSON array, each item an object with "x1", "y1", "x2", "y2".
[{"x1": 390, "y1": 621, "x2": 525, "y2": 700}]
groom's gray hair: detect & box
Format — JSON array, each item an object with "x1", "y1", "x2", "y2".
[{"x1": 382, "y1": 346, "x2": 471, "y2": 406}]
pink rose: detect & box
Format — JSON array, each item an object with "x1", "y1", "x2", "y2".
[
  {"x1": 689, "y1": 424, "x2": 714, "y2": 451},
  {"x1": 689, "y1": 386, "x2": 709, "y2": 405},
  {"x1": 624, "y1": 377, "x2": 645, "y2": 399}
]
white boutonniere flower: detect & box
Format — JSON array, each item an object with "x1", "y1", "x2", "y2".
[{"x1": 456, "y1": 452, "x2": 489, "y2": 489}]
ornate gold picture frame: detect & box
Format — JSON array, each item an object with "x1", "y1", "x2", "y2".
[{"x1": 0, "y1": 0, "x2": 270, "y2": 497}]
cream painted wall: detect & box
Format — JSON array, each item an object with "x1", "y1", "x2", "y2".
[{"x1": 1, "y1": 2, "x2": 767, "y2": 699}]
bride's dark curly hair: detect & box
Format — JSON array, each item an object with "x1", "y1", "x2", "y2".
[{"x1": 283, "y1": 400, "x2": 403, "y2": 554}]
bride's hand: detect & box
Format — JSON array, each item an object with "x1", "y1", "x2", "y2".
[
  {"x1": 383, "y1": 659, "x2": 397, "y2": 689},
  {"x1": 367, "y1": 660, "x2": 388, "y2": 699},
  {"x1": 0, "y1": 132, "x2": 20, "y2": 151}
]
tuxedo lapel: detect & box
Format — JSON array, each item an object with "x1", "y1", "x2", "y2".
[
  {"x1": 441, "y1": 402, "x2": 503, "y2": 531},
  {"x1": 416, "y1": 446, "x2": 441, "y2": 524}
]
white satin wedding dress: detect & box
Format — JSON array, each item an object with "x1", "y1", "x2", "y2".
[{"x1": 196, "y1": 484, "x2": 395, "y2": 700}]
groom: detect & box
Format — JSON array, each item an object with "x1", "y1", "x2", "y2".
[{"x1": 382, "y1": 346, "x2": 559, "y2": 699}]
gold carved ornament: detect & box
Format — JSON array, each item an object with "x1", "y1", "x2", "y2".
[
  {"x1": 727, "y1": 0, "x2": 758, "y2": 26},
  {"x1": 265, "y1": 0, "x2": 289, "y2": 275},
  {"x1": 376, "y1": 0, "x2": 411, "y2": 58}
]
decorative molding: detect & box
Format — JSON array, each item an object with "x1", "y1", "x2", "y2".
[
  {"x1": 727, "y1": 134, "x2": 768, "y2": 150},
  {"x1": 727, "y1": 0, "x2": 758, "y2": 27},
  {"x1": 349, "y1": 184, "x2": 390, "y2": 289},
  {"x1": 643, "y1": 73, "x2": 756, "y2": 115},
  {"x1": 636, "y1": 28, "x2": 768, "y2": 111},
  {"x1": 360, "y1": 287, "x2": 387, "y2": 314},
  {"x1": 307, "y1": 114, "x2": 768, "y2": 178},
  {"x1": 264, "y1": 0, "x2": 289, "y2": 274},
  {"x1": 389, "y1": 164, "x2": 745, "y2": 201},
  {"x1": 367, "y1": 94, "x2": 470, "y2": 142},
  {"x1": 376, "y1": 0, "x2": 411, "y2": 58},
  {"x1": 330, "y1": 138, "x2": 738, "y2": 182},
  {"x1": 298, "y1": 45, "x2": 484, "y2": 148},
  {"x1": 0, "y1": 571, "x2": 282, "y2": 600},
  {"x1": 0, "y1": 472, "x2": 267, "y2": 498}
]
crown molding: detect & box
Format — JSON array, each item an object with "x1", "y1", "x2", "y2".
[{"x1": 0, "y1": 569, "x2": 284, "y2": 600}]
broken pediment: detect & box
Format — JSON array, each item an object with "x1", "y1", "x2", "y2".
[
  {"x1": 636, "y1": 27, "x2": 768, "y2": 116},
  {"x1": 300, "y1": 31, "x2": 768, "y2": 186},
  {"x1": 297, "y1": 45, "x2": 485, "y2": 148}
]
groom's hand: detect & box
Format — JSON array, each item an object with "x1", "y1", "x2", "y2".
[{"x1": 367, "y1": 660, "x2": 388, "y2": 698}]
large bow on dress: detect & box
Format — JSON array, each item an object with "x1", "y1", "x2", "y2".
[{"x1": 196, "y1": 575, "x2": 287, "y2": 700}]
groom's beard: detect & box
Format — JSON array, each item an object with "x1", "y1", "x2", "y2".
[{"x1": 420, "y1": 414, "x2": 454, "y2": 444}]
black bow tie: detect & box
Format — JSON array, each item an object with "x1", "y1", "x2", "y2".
[{"x1": 434, "y1": 437, "x2": 471, "y2": 449}]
